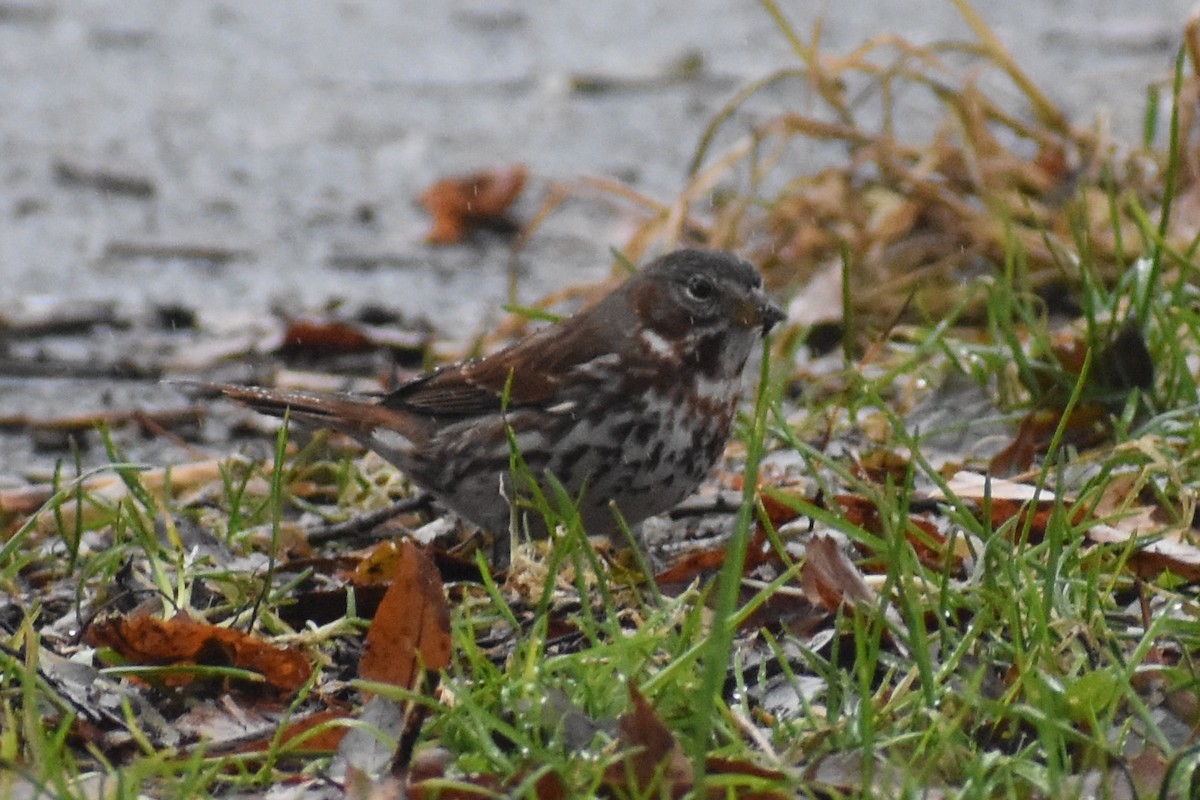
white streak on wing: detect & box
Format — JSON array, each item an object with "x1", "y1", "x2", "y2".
[
  {"x1": 513, "y1": 430, "x2": 545, "y2": 453},
  {"x1": 574, "y1": 353, "x2": 621, "y2": 378},
  {"x1": 546, "y1": 400, "x2": 577, "y2": 414},
  {"x1": 640, "y1": 329, "x2": 674, "y2": 358},
  {"x1": 370, "y1": 427, "x2": 415, "y2": 458}
]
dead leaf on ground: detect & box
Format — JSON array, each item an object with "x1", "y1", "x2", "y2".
[
  {"x1": 940, "y1": 470, "x2": 1054, "y2": 502},
  {"x1": 902, "y1": 369, "x2": 1014, "y2": 469},
  {"x1": 408, "y1": 765, "x2": 566, "y2": 800},
  {"x1": 342, "y1": 740, "x2": 569, "y2": 799},
  {"x1": 940, "y1": 470, "x2": 1200, "y2": 578},
  {"x1": 800, "y1": 533, "x2": 878, "y2": 612},
  {"x1": 929, "y1": 470, "x2": 1073, "y2": 544},
  {"x1": 992, "y1": 323, "x2": 1154, "y2": 476},
  {"x1": 652, "y1": 524, "x2": 773, "y2": 585},
  {"x1": 989, "y1": 403, "x2": 1111, "y2": 476},
  {"x1": 1126, "y1": 749, "x2": 1171, "y2": 800},
  {"x1": 344, "y1": 767, "x2": 406, "y2": 800},
  {"x1": 353, "y1": 539, "x2": 414, "y2": 586},
  {"x1": 419, "y1": 164, "x2": 527, "y2": 244},
  {"x1": 359, "y1": 540, "x2": 452, "y2": 691},
  {"x1": 805, "y1": 751, "x2": 917, "y2": 797},
  {"x1": 603, "y1": 683, "x2": 791, "y2": 799},
  {"x1": 267, "y1": 317, "x2": 428, "y2": 361},
  {"x1": 276, "y1": 319, "x2": 375, "y2": 356},
  {"x1": 1076, "y1": 469, "x2": 1200, "y2": 578},
  {"x1": 222, "y1": 708, "x2": 354, "y2": 757},
  {"x1": 1088, "y1": 522, "x2": 1200, "y2": 581},
  {"x1": 85, "y1": 613, "x2": 312, "y2": 694},
  {"x1": 604, "y1": 684, "x2": 692, "y2": 793}
]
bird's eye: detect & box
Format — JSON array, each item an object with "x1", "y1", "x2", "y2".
[{"x1": 686, "y1": 275, "x2": 716, "y2": 302}]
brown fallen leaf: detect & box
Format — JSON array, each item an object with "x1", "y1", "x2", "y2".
[
  {"x1": 85, "y1": 613, "x2": 312, "y2": 694},
  {"x1": 418, "y1": 164, "x2": 527, "y2": 244},
  {"x1": 359, "y1": 540, "x2": 452, "y2": 691},
  {"x1": 275, "y1": 319, "x2": 375, "y2": 357},
  {"x1": 800, "y1": 533, "x2": 878, "y2": 612},
  {"x1": 992, "y1": 322, "x2": 1154, "y2": 476},
  {"x1": 405, "y1": 761, "x2": 565, "y2": 800},
  {"x1": 1087, "y1": 522, "x2": 1200, "y2": 581},
  {"x1": 1126, "y1": 748, "x2": 1171, "y2": 800},
  {"x1": 353, "y1": 539, "x2": 412, "y2": 587},
  {"x1": 940, "y1": 471, "x2": 1200, "y2": 579},
  {"x1": 989, "y1": 403, "x2": 1111, "y2": 476},
  {"x1": 237, "y1": 708, "x2": 353, "y2": 755},
  {"x1": 604, "y1": 684, "x2": 692, "y2": 795},
  {"x1": 652, "y1": 523, "x2": 772, "y2": 585},
  {"x1": 927, "y1": 470, "x2": 1075, "y2": 545},
  {"x1": 603, "y1": 684, "x2": 792, "y2": 798}
]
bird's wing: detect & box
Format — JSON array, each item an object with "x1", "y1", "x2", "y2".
[{"x1": 382, "y1": 296, "x2": 629, "y2": 418}]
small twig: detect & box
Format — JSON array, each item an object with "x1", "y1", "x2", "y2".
[
  {"x1": 53, "y1": 160, "x2": 156, "y2": 198},
  {"x1": 104, "y1": 239, "x2": 251, "y2": 264},
  {"x1": 390, "y1": 672, "x2": 440, "y2": 777},
  {"x1": 306, "y1": 494, "x2": 434, "y2": 546},
  {"x1": 11, "y1": 406, "x2": 207, "y2": 434},
  {"x1": 132, "y1": 410, "x2": 210, "y2": 461},
  {"x1": 0, "y1": 357, "x2": 158, "y2": 381},
  {"x1": 0, "y1": 300, "x2": 123, "y2": 337}
]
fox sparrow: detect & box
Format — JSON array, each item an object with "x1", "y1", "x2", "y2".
[{"x1": 214, "y1": 249, "x2": 784, "y2": 555}]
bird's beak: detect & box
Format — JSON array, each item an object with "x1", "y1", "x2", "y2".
[
  {"x1": 760, "y1": 297, "x2": 786, "y2": 334},
  {"x1": 735, "y1": 291, "x2": 786, "y2": 334}
]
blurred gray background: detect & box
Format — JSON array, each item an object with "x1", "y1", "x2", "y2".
[{"x1": 0, "y1": 0, "x2": 1192, "y2": 337}]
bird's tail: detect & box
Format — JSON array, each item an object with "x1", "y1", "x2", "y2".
[{"x1": 196, "y1": 383, "x2": 426, "y2": 454}]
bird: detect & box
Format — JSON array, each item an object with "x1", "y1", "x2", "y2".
[{"x1": 211, "y1": 248, "x2": 784, "y2": 558}]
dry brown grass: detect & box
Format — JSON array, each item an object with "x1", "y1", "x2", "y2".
[{"x1": 564, "y1": 2, "x2": 1200, "y2": 338}]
